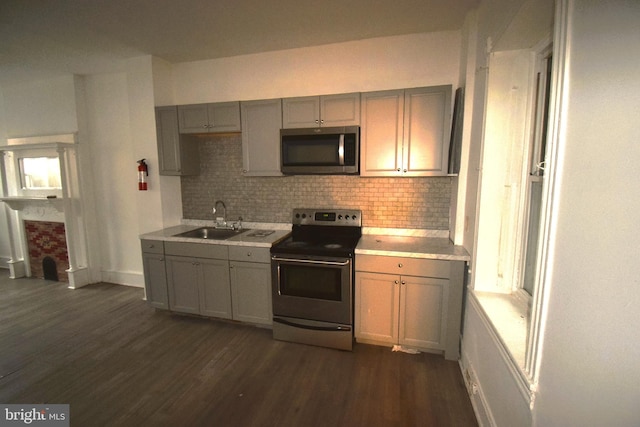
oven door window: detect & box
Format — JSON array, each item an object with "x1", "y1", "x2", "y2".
[{"x1": 279, "y1": 263, "x2": 342, "y2": 301}]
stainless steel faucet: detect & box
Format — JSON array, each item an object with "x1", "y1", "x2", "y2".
[{"x1": 213, "y1": 200, "x2": 227, "y2": 228}]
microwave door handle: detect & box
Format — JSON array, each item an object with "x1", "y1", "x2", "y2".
[{"x1": 338, "y1": 134, "x2": 345, "y2": 166}]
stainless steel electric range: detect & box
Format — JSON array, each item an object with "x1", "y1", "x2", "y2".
[{"x1": 270, "y1": 208, "x2": 362, "y2": 351}]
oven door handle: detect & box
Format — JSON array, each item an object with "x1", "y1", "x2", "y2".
[
  {"x1": 271, "y1": 256, "x2": 350, "y2": 266},
  {"x1": 273, "y1": 317, "x2": 352, "y2": 332}
]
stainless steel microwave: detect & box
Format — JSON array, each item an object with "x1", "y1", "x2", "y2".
[{"x1": 280, "y1": 126, "x2": 360, "y2": 175}]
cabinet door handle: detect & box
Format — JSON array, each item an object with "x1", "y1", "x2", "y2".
[
  {"x1": 398, "y1": 263, "x2": 403, "y2": 268},
  {"x1": 394, "y1": 280, "x2": 399, "y2": 284},
  {"x1": 401, "y1": 281, "x2": 406, "y2": 285}
]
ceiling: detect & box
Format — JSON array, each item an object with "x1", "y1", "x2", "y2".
[{"x1": 0, "y1": 0, "x2": 478, "y2": 85}]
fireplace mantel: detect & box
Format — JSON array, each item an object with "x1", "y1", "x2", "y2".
[
  {"x1": 0, "y1": 133, "x2": 90, "y2": 288},
  {"x1": 1, "y1": 197, "x2": 65, "y2": 212}
]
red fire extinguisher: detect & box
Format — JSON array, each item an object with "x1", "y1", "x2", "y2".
[{"x1": 137, "y1": 159, "x2": 148, "y2": 191}]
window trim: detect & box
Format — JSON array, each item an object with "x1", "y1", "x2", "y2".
[
  {"x1": 469, "y1": 0, "x2": 569, "y2": 395},
  {"x1": 525, "y1": 0, "x2": 570, "y2": 383}
]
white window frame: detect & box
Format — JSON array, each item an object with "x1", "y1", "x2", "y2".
[{"x1": 471, "y1": 0, "x2": 569, "y2": 397}]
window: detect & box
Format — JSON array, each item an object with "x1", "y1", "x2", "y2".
[
  {"x1": 521, "y1": 51, "x2": 552, "y2": 297},
  {"x1": 19, "y1": 157, "x2": 62, "y2": 190},
  {"x1": 473, "y1": 37, "x2": 555, "y2": 380}
]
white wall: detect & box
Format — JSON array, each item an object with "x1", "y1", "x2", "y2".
[
  {"x1": 83, "y1": 56, "x2": 167, "y2": 287},
  {"x1": 0, "y1": 75, "x2": 79, "y2": 138},
  {"x1": 83, "y1": 72, "x2": 141, "y2": 285},
  {"x1": 171, "y1": 32, "x2": 461, "y2": 104},
  {"x1": 0, "y1": 84, "x2": 9, "y2": 264},
  {"x1": 533, "y1": 1, "x2": 640, "y2": 425},
  {"x1": 461, "y1": 1, "x2": 640, "y2": 426},
  {"x1": 0, "y1": 75, "x2": 82, "y2": 271}
]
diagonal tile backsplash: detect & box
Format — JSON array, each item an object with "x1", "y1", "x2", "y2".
[{"x1": 181, "y1": 135, "x2": 451, "y2": 229}]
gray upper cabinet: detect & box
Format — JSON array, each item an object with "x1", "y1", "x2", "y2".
[
  {"x1": 155, "y1": 106, "x2": 200, "y2": 176},
  {"x1": 240, "y1": 99, "x2": 283, "y2": 176},
  {"x1": 361, "y1": 86, "x2": 452, "y2": 177},
  {"x1": 178, "y1": 102, "x2": 241, "y2": 134},
  {"x1": 403, "y1": 86, "x2": 452, "y2": 176},
  {"x1": 360, "y1": 90, "x2": 404, "y2": 176},
  {"x1": 282, "y1": 93, "x2": 360, "y2": 128}
]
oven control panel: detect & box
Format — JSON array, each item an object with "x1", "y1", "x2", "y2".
[{"x1": 292, "y1": 208, "x2": 362, "y2": 227}]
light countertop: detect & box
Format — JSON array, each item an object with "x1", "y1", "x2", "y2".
[
  {"x1": 141, "y1": 222, "x2": 470, "y2": 260},
  {"x1": 356, "y1": 233, "x2": 470, "y2": 261},
  {"x1": 140, "y1": 223, "x2": 291, "y2": 248}
]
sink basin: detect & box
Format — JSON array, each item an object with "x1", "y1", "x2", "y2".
[{"x1": 174, "y1": 227, "x2": 250, "y2": 240}]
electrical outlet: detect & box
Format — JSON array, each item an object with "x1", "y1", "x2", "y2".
[
  {"x1": 472, "y1": 383, "x2": 479, "y2": 395},
  {"x1": 464, "y1": 366, "x2": 479, "y2": 396}
]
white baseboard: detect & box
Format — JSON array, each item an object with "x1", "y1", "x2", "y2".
[
  {"x1": 0, "y1": 257, "x2": 10, "y2": 269},
  {"x1": 100, "y1": 270, "x2": 144, "y2": 288},
  {"x1": 459, "y1": 353, "x2": 495, "y2": 427}
]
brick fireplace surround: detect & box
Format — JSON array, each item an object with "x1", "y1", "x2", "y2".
[{"x1": 24, "y1": 220, "x2": 69, "y2": 283}]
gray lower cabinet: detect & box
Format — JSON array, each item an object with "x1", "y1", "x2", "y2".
[
  {"x1": 144, "y1": 240, "x2": 272, "y2": 326},
  {"x1": 355, "y1": 254, "x2": 465, "y2": 360},
  {"x1": 165, "y1": 255, "x2": 232, "y2": 318},
  {"x1": 141, "y1": 240, "x2": 169, "y2": 309},
  {"x1": 164, "y1": 255, "x2": 201, "y2": 314},
  {"x1": 164, "y1": 241, "x2": 231, "y2": 317},
  {"x1": 229, "y1": 246, "x2": 272, "y2": 325}
]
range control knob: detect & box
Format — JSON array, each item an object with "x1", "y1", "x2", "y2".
[
  {"x1": 338, "y1": 215, "x2": 343, "y2": 220},
  {"x1": 352, "y1": 215, "x2": 357, "y2": 220}
]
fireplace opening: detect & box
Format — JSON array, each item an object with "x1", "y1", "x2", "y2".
[
  {"x1": 24, "y1": 220, "x2": 69, "y2": 283},
  {"x1": 43, "y1": 256, "x2": 59, "y2": 281}
]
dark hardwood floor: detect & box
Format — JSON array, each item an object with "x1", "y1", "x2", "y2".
[{"x1": 0, "y1": 270, "x2": 477, "y2": 426}]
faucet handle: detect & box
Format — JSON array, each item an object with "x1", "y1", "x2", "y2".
[{"x1": 233, "y1": 216, "x2": 243, "y2": 230}]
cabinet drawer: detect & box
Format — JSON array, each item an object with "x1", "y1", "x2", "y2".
[
  {"x1": 165, "y1": 241, "x2": 228, "y2": 259},
  {"x1": 228, "y1": 246, "x2": 271, "y2": 263},
  {"x1": 141, "y1": 239, "x2": 164, "y2": 254},
  {"x1": 356, "y1": 254, "x2": 450, "y2": 279}
]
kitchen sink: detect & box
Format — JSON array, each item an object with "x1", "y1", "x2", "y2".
[{"x1": 174, "y1": 227, "x2": 250, "y2": 240}]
